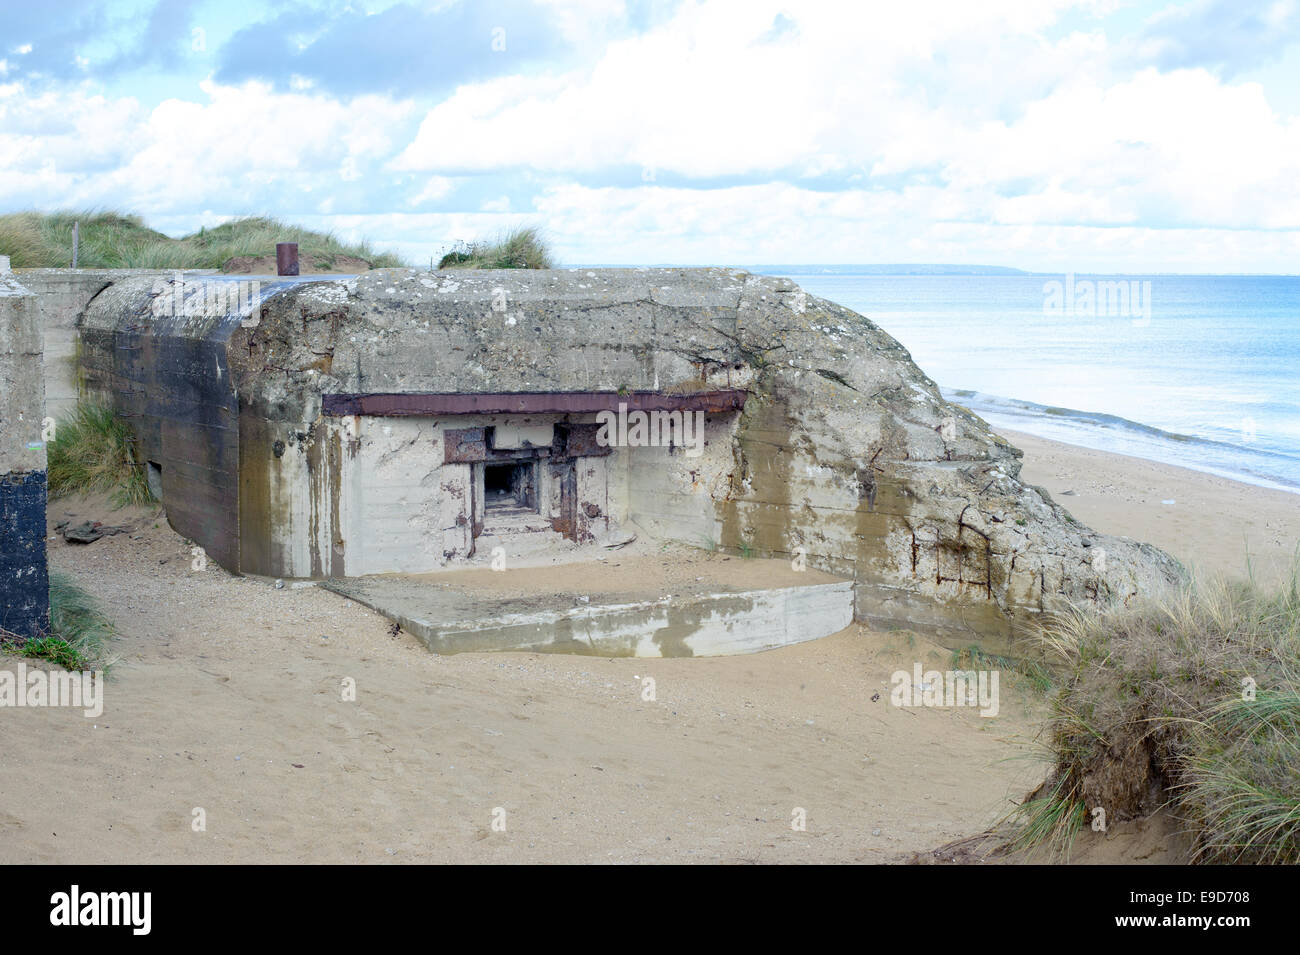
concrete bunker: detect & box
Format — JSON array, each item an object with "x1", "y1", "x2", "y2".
[{"x1": 63, "y1": 266, "x2": 1184, "y2": 652}]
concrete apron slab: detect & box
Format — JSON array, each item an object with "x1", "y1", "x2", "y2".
[{"x1": 322, "y1": 567, "x2": 854, "y2": 657}]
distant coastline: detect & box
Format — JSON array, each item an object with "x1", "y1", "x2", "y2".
[
  {"x1": 575, "y1": 264, "x2": 1300, "y2": 277},
  {"x1": 749, "y1": 264, "x2": 1030, "y2": 276},
  {"x1": 749, "y1": 265, "x2": 1300, "y2": 277},
  {"x1": 570, "y1": 263, "x2": 1029, "y2": 274}
]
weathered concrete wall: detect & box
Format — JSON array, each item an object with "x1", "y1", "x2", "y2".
[
  {"x1": 0, "y1": 265, "x2": 49, "y2": 639},
  {"x1": 625, "y1": 414, "x2": 742, "y2": 545},
  {"x1": 79, "y1": 273, "x2": 311, "y2": 572},
  {"x1": 248, "y1": 412, "x2": 630, "y2": 577},
  {"x1": 16, "y1": 269, "x2": 179, "y2": 421},
  {"x1": 79, "y1": 274, "x2": 247, "y2": 571},
  {"x1": 76, "y1": 267, "x2": 1185, "y2": 645}
]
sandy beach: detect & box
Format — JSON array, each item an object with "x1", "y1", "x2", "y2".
[
  {"x1": 1005, "y1": 429, "x2": 1299, "y2": 588},
  {"x1": 2, "y1": 430, "x2": 1295, "y2": 864}
]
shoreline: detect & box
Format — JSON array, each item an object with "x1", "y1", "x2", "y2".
[
  {"x1": 1001, "y1": 427, "x2": 1300, "y2": 587},
  {"x1": 948, "y1": 391, "x2": 1300, "y2": 498}
]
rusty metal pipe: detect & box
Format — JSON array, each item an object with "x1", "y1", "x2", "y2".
[{"x1": 276, "y1": 242, "x2": 299, "y2": 276}]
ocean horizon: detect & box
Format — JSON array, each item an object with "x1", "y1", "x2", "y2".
[{"x1": 751, "y1": 270, "x2": 1300, "y2": 495}]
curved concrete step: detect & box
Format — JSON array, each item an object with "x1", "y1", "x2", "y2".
[{"x1": 322, "y1": 554, "x2": 854, "y2": 657}]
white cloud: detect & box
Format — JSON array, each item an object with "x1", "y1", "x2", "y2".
[
  {"x1": 393, "y1": 0, "x2": 1095, "y2": 179},
  {"x1": 410, "y1": 175, "x2": 456, "y2": 205},
  {"x1": 389, "y1": 0, "x2": 1300, "y2": 241},
  {"x1": 528, "y1": 181, "x2": 1300, "y2": 271},
  {"x1": 0, "y1": 79, "x2": 415, "y2": 214},
  {"x1": 2, "y1": 0, "x2": 1299, "y2": 271}
]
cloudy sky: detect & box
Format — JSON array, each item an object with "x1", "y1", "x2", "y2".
[{"x1": 2, "y1": 0, "x2": 1298, "y2": 271}]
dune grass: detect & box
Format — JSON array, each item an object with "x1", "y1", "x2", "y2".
[
  {"x1": 45, "y1": 572, "x2": 117, "y2": 671},
  {"x1": 0, "y1": 210, "x2": 406, "y2": 270},
  {"x1": 1008, "y1": 559, "x2": 1300, "y2": 863},
  {"x1": 0, "y1": 573, "x2": 117, "y2": 672},
  {"x1": 438, "y1": 226, "x2": 553, "y2": 269},
  {"x1": 47, "y1": 403, "x2": 155, "y2": 507}
]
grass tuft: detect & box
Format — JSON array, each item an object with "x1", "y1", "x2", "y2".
[
  {"x1": 950, "y1": 644, "x2": 1056, "y2": 694},
  {"x1": 1005, "y1": 771, "x2": 1088, "y2": 858},
  {"x1": 438, "y1": 226, "x2": 553, "y2": 269},
  {"x1": 0, "y1": 573, "x2": 117, "y2": 672},
  {"x1": 47, "y1": 403, "x2": 155, "y2": 507}
]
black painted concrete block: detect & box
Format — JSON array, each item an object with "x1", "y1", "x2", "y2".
[{"x1": 0, "y1": 469, "x2": 50, "y2": 641}]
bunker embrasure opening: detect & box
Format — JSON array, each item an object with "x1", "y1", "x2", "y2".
[{"x1": 483, "y1": 461, "x2": 535, "y2": 511}]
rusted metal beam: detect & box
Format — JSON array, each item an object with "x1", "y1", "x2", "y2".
[{"x1": 323, "y1": 390, "x2": 748, "y2": 417}]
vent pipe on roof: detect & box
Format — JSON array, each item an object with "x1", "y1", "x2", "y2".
[{"x1": 276, "y1": 242, "x2": 299, "y2": 276}]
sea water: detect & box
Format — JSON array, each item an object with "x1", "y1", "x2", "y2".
[{"x1": 761, "y1": 271, "x2": 1300, "y2": 494}]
